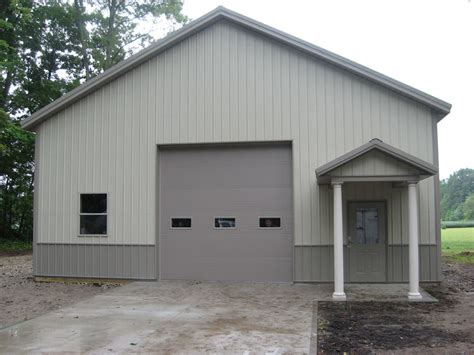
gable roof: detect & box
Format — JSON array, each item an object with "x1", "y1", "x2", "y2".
[
  {"x1": 21, "y1": 6, "x2": 452, "y2": 131},
  {"x1": 315, "y1": 138, "x2": 438, "y2": 183}
]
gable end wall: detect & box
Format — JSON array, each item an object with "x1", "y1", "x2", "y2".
[{"x1": 33, "y1": 20, "x2": 439, "y2": 279}]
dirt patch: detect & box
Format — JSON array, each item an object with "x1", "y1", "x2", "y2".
[
  {"x1": 318, "y1": 262, "x2": 474, "y2": 354},
  {"x1": 0, "y1": 250, "x2": 32, "y2": 257},
  {"x1": 0, "y1": 253, "x2": 117, "y2": 329}
]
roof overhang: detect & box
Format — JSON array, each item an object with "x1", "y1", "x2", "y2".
[
  {"x1": 315, "y1": 138, "x2": 438, "y2": 184},
  {"x1": 21, "y1": 6, "x2": 452, "y2": 131}
]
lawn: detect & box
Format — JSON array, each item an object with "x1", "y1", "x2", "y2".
[{"x1": 441, "y1": 227, "x2": 474, "y2": 264}]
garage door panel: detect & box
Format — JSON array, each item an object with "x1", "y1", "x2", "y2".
[
  {"x1": 161, "y1": 188, "x2": 293, "y2": 211},
  {"x1": 163, "y1": 213, "x2": 293, "y2": 236},
  {"x1": 160, "y1": 144, "x2": 293, "y2": 282},
  {"x1": 161, "y1": 235, "x2": 292, "y2": 258},
  {"x1": 162, "y1": 259, "x2": 292, "y2": 282},
  {"x1": 161, "y1": 245, "x2": 293, "y2": 282},
  {"x1": 161, "y1": 165, "x2": 292, "y2": 189}
]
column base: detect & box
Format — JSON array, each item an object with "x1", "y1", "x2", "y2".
[
  {"x1": 408, "y1": 292, "x2": 422, "y2": 300},
  {"x1": 332, "y1": 292, "x2": 347, "y2": 301}
]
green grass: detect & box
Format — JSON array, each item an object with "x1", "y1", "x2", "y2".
[
  {"x1": 0, "y1": 238, "x2": 32, "y2": 254},
  {"x1": 441, "y1": 227, "x2": 474, "y2": 264}
]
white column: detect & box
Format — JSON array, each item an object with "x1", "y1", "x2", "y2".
[
  {"x1": 332, "y1": 182, "x2": 346, "y2": 300},
  {"x1": 408, "y1": 182, "x2": 422, "y2": 300}
]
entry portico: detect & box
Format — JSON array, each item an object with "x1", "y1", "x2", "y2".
[{"x1": 316, "y1": 138, "x2": 438, "y2": 300}]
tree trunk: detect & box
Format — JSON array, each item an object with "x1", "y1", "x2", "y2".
[
  {"x1": 73, "y1": 0, "x2": 91, "y2": 80},
  {"x1": 105, "y1": 0, "x2": 118, "y2": 70},
  {"x1": 0, "y1": 70, "x2": 13, "y2": 111}
]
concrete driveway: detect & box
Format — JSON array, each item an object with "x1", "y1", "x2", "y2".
[{"x1": 0, "y1": 281, "x2": 319, "y2": 353}]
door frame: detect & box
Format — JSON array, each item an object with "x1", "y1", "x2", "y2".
[{"x1": 346, "y1": 200, "x2": 388, "y2": 283}]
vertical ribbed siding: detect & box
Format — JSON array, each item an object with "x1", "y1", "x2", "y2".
[
  {"x1": 295, "y1": 245, "x2": 440, "y2": 282},
  {"x1": 36, "y1": 20, "x2": 437, "y2": 248}
]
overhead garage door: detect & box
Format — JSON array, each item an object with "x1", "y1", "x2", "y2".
[{"x1": 159, "y1": 144, "x2": 293, "y2": 282}]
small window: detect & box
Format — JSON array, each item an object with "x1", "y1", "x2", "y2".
[
  {"x1": 259, "y1": 217, "x2": 282, "y2": 229},
  {"x1": 80, "y1": 194, "x2": 107, "y2": 235},
  {"x1": 214, "y1": 217, "x2": 236, "y2": 229},
  {"x1": 171, "y1": 217, "x2": 192, "y2": 229}
]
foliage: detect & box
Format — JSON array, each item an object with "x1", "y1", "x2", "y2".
[
  {"x1": 463, "y1": 193, "x2": 474, "y2": 220},
  {"x1": 0, "y1": 110, "x2": 35, "y2": 240},
  {"x1": 0, "y1": 0, "x2": 187, "y2": 242},
  {"x1": 0, "y1": 237, "x2": 33, "y2": 253},
  {"x1": 441, "y1": 220, "x2": 474, "y2": 229},
  {"x1": 441, "y1": 227, "x2": 474, "y2": 264},
  {"x1": 84, "y1": 0, "x2": 188, "y2": 74},
  {"x1": 440, "y1": 168, "x2": 474, "y2": 221}
]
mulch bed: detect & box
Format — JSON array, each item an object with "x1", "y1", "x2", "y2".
[
  {"x1": 317, "y1": 301, "x2": 467, "y2": 353},
  {"x1": 317, "y1": 262, "x2": 474, "y2": 354}
]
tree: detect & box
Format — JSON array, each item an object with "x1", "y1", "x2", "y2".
[
  {"x1": 0, "y1": 111, "x2": 35, "y2": 240},
  {"x1": 0, "y1": 0, "x2": 188, "y2": 241},
  {"x1": 440, "y1": 168, "x2": 474, "y2": 221},
  {"x1": 463, "y1": 193, "x2": 474, "y2": 220},
  {"x1": 72, "y1": 0, "x2": 188, "y2": 78}
]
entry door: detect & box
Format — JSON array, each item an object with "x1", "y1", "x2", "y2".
[{"x1": 348, "y1": 202, "x2": 386, "y2": 282}]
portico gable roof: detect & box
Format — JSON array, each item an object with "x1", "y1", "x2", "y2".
[{"x1": 315, "y1": 138, "x2": 438, "y2": 184}]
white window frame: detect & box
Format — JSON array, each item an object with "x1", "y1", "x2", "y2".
[
  {"x1": 170, "y1": 216, "x2": 193, "y2": 230},
  {"x1": 213, "y1": 216, "x2": 237, "y2": 230},
  {"x1": 257, "y1": 216, "x2": 283, "y2": 230},
  {"x1": 78, "y1": 193, "x2": 108, "y2": 237}
]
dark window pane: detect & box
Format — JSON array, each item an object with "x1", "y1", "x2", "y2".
[
  {"x1": 171, "y1": 218, "x2": 192, "y2": 228},
  {"x1": 259, "y1": 217, "x2": 281, "y2": 228},
  {"x1": 80, "y1": 194, "x2": 107, "y2": 213},
  {"x1": 214, "y1": 218, "x2": 236, "y2": 228},
  {"x1": 80, "y1": 215, "x2": 107, "y2": 235},
  {"x1": 355, "y1": 208, "x2": 379, "y2": 244}
]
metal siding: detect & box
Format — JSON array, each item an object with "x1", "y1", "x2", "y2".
[
  {"x1": 34, "y1": 20, "x2": 438, "y2": 277},
  {"x1": 295, "y1": 245, "x2": 439, "y2": 282},
  {"x1": 330, "y1": 150, "x2": 421, "y2": 177},
  {"x1": 35, "y1": 244, "x2": 156, "y2": 279},
  {"x1": 432, "y1": 117, "x2": 442, "y2": 280}
]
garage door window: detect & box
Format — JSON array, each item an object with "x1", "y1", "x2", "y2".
[
  {"x1": 79, "y1": 194, "x2": 107, "y2": 236},
  {"x1": 214, "y1": 217, "x2": 236, "y2": 229},
  {"x1": 259, "y1": 217, "x2": 282, "y2": 229},
  {"x1": 171, "y1": 217, "x2": 192, "y2": 229}
]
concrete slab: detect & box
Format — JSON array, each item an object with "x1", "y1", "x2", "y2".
[
  {"x1": 315, "y1": 283, "x2": 438, "y2": 302},
  {"x1": 0, "y1": 281, "x2": 320, "y2": 353},
  {"x1": 0, "y1": 281, "x2": 437, "y2": 353}
]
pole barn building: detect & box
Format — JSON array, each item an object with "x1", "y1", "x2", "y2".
[{"x1": 22, "y1": 7, "x2": 451, "y2": 300}]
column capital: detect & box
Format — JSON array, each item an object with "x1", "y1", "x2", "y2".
[
  {"x1": 407, "y1": 180, "x2": 419, "y2": 186},
  {"x1": 331, "y1": 180, "x2": 344, "y2": 186}
]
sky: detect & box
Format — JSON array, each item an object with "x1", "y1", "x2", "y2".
[{"x1": 178, "y1": 0, "x2": 473, "y2": 180}]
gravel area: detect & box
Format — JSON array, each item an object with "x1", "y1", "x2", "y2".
[{"x1": 0, "y1": 253, "x2": 117, "y2": 329}]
